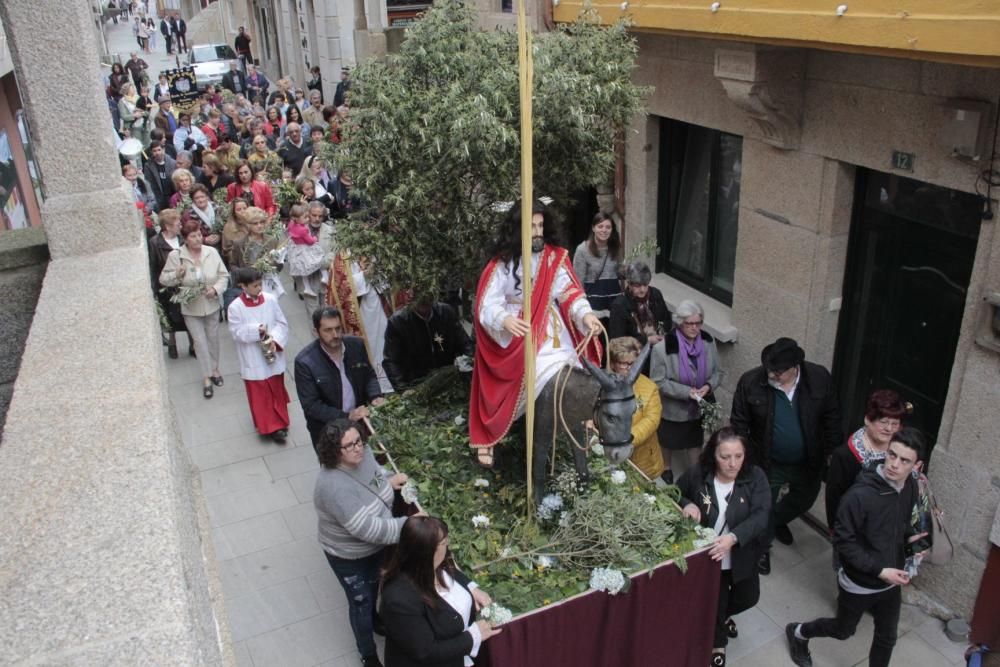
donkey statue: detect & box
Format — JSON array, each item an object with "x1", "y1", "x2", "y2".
[{"x1": 531, "y1": 344, "x2": 651, "y2": 502}]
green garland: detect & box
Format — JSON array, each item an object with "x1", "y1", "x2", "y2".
[{"x1": 370, "y1": 370, "x2": 700, "y2": 614}]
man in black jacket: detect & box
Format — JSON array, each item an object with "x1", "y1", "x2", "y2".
[
  {"x1": 730, "y1": 337, "x2": 841, "y2": 574},
  {"x1": 382, "y1": 300, "x2": 474, "y2": 391},
  {"x1": 294, "y1": 307, "x2": 384, "y2": 445},
  {"x1": 221, "y1": 62, "x2": 247, "y2": 95},
  {"x1": 786, "y1": 428, "x2": 926, "y2": 667}
]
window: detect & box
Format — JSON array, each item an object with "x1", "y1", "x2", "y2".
[
  {"x1": 501, "y1": 0, "x2": 513, "y2": 12},
  {"x1": 656, "y1": 117, "x2": 742, "y2": 305}
]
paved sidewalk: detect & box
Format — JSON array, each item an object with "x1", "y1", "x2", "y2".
[{"x1": 103, "y1": 12, "x2": 187, "y2": 79}]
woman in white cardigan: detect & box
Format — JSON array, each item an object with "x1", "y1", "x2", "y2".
[{"x1": 160, "y1": 218, "x2": 230, "y2": 398}]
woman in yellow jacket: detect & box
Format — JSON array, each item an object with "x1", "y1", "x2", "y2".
[{"x1": 608, "y1": 336, "x2": 666, "y2": 480}]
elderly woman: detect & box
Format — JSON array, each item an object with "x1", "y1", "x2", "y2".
[
  {"x1": 608, "y1": 260, "x2": 671, "y2": 353},
  {"x1": 230, "y1": 205, "x2": 285, "y2": 297},
  {"x1": 314, "y1": 419, "x2": 411, "y2": 667},
  {"x1": 221, "y1": 198, "x2": 250, "y2": 265},
  {"x1": 677, "y1": 427, "x2": 770, "y2": 667},
  {"x1": 148, "y1": 208, "x2": 190, "y2": 359},
  {"x1": 247, "y1": 133, "x2": 279, "y2": 169},
  {"x1": 380, "y1": 516, "x2": 502, "y2": 667},
  {"x1": 650, "y1": 299, "x2": 722, "y2": 484},
  {"x1": 159, "y1": 219, "x2": 230, "y2": 398},
  {"x1": 607, "y1": 336, "x2": 666, "y2": 481},
  {"x1": 572, "y1": 212, "x2": 623, "y2": 320},
  {"x1": 168, "y1": 167, "x2": 195, "y2": 208},
  {"x1": 825, "y1": 389, "x2": 908, "y2": 530},
  {"x1": 117, "y1": 82, "x2": 147, "y2": 140},
  {"x1": 183, "y1": 183, "x2": 222, "y2": 249}
]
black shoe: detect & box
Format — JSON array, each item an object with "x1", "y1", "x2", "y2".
[
  {"x1": 210, "y1": 375, "x2": 224, "y2": 387},
  {"x1": 167, "y1": 344, "x2": 178, "y2": 359},
  {"x1": 203, "y1": 384, "x2": 214, "y2": 399},
  {"x1": 758, "y1": 551, "x2": 771, "y2": 575},
  {"x1": 725, "y1": 617, "x2": 738, "y2": 638},
  {"x1": 660, "y1": 469, "x2": 674, "y2": 485},
  {"x1": 785, "y1": 623, "x2": 812, "y2": 666},
  {"x1": 710, "y1": 651, "x2": 726, "y2": 667},
  {"x1": 361, "y1": 655, "x2": 383, "y2": 667},
  {"x1": 775, "y1": 523, "x2": 794, "y2": 546},
  {"x1": 270, "y1": 429, "x2": 287, "y2": 444}
]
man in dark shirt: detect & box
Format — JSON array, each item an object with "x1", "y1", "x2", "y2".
[
  {"x1": 786, "y1": 429, "x2": 926, "y2": 667},
  {"x1": 294, "y1": 307, "x2": 384, "y2": 445},
  {"x1": 730, "y1": 337, "x2": 841, "y2": 575},
  {"x1": 142, "y1": 141, "x2": 177, "y2": 211},
  {"x1": 383, "y1": 300, "x2": 474, "y2": 391},
  {"x1": 124, "y1": 52, "x2": 148, "y2": 89},
  {"x1": 277, "y1": 123, "x2": 312, "y2": 174}
]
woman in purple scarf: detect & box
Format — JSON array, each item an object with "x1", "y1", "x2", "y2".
[{"x1": 649, "y1": 300, "x2": 723, "y2": 484}]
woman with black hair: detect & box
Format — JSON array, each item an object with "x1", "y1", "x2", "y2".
[
  {"x1": 313, "y1": 419, "x2": 412, "y2": 667},
  {"x1": 380, "y1": 516, "x2": 502, "y2": 667},
  {"x1": 572, "y1": 211, "x2": 623, "y2": 320},
  {"x1": 676, "y1": 426, "x2": 770, "y2": 667}
]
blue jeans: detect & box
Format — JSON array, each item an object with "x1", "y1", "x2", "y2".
[{"x1": 325, "y1": 550, "x2": 383, "y2": 658}]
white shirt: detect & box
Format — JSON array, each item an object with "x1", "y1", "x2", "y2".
[
  {"x1": 713, "y1": 478, "x2": 735, "y2": 571},
  {"x1": 477, "y1": 251, "x2": 592, "y2": 409},
  {"x1": 768, "y1": 365, "x2": 801, "y2": 401},
  {"x1": 226, "y1": 293, "x2": 289, "y2": 380},
  {"x1": 437, "y1": 572, "x2": 482, "y2": 666}
]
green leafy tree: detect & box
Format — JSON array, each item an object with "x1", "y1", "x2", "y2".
[{"x1": 326, "y1": 0, "x2": 646, "y2": 297}]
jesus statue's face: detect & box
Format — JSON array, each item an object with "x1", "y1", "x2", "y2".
[{"x1": 531, "y1": 213, "x2": 544, "y2": 252}]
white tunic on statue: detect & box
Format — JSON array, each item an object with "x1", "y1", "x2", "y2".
[
  {"x1": 478, "y1": 251, "x2": 592, "y2": 415},
  {"x1": 351, "y1": 261, "x2": 393, "y2": 393},
  {"x1": 227, "y1": 293, "x2": 290, "y2": 380}
]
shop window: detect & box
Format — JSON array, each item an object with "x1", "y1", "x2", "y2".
[{"x1": 656, "y1": 117, "x2": 742, "y2": 305}]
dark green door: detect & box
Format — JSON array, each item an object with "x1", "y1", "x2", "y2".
[{"x1": 833, "y1": 170, "x2": 981, "y2": 459}]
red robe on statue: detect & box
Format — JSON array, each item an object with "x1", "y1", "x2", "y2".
[{"x1": 469, "y1": 245, "x2": 602, "y2": 448}]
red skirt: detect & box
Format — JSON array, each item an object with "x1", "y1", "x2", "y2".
[{"x1": 244, "y1": 374, "x2": 290, "y2": 435}]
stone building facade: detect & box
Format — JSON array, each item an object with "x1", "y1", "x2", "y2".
[{"x1": 615, "y1": 35, "x2": 1000, "y2": 619}]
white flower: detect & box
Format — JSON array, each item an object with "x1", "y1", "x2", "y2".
[
  {"x1": 499, "y1": 547, "x2": 513, "y2": 558},
  {"x1": 693, "y1": 525, "x2": 717, "y2": 549},
  {"x1": 643, "y1": 493, "x2": 657, "y2": 505},
  {"x1": 471, "y1": 514, "x2": 491, "y2": 529},
  {"x1": 536, "y1": 555, "x2": 556, "y2": 569},
  {"x1": 536, "y1": 493, "x2": 564, "y2": 521},
  {"x1": 400, "y1": 480, "x2": 419, "y2": 505},
  {"x1": 589, "y1": 567, "x2": 627, "y2": 595},
  {"x1": 589, "y1": 437, "x2": 604, "y2": 457},
  {"x1": 454, "y1": 414, "x2": 466, "y2": 426},
  {"x1": 473, "y1": 478, "x2": 490, "y2": 488},
  {"x1": 454, "y1": 355, "x2": 474, "y2": 372},
  {"x1": 610, "y1": 470, "x2": 627, "y2": 485},
  {"x1": 479, "y1": 603, "x2": 514, "y2": 625}
]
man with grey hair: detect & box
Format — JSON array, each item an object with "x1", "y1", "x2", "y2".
[
  {"x1": 303, "y1": 89, "x2": 327, "y2": 130},
  {"x1": 278, "y1": 122, "x2": 312, "y2": 174},
  {"x1": 731, "y1": 337, "x2": 842, "y2": 575},
  {"x1": 174, "y1": 150, "x2": 203, "y2": 181},
  {"x1": 609, "y1": 260, "x2": 671, "y2": 352}
]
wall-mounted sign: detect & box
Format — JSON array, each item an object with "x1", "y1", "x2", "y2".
[{"x1": 891, "y1": 150, "x2": 915, "y2": 172}]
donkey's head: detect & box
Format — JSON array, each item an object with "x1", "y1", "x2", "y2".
[{"x1": 580, "y1": 344, "x2": 651, "y2": 465}]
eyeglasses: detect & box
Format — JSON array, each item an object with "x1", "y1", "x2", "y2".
[
  {"x1": 681, "y1": 320, "x2": 703, "y2": 327},
  {"x1": 340, "y1": 437, "x2": 364, "y2": 452},
  {"x1": 875, "y1": 418, "x2": 901, "y2": 429}
]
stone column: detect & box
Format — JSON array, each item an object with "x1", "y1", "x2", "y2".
[{"x1": 0, "y1": 0, "x2": 140, "y2": 260}]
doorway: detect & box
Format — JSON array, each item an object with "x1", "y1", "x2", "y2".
[{"x1": 833, "y1": 169, "x2": 981, "y2": 461}]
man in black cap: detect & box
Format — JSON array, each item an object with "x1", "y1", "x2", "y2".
[{"x1": 731, "y1": 337, "x2": 841, "y2": 574}]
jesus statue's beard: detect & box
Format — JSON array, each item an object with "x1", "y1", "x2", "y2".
[{"x1": 531, "y1": 237, "x2": 544, "y2": 252}]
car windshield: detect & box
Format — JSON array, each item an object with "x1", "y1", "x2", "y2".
[{"x1": 191, "y1": 45, "x2": 236, "y2": 62}]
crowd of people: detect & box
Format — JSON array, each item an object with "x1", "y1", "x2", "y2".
[{"x1": 111, "y1": 40, "x2": 939, "y2": 664}]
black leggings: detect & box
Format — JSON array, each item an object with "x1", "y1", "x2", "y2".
[{"x1": 714, "y1": 570, "x2": 760, "y2": 648}]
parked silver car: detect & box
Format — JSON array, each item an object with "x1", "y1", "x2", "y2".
[{"x1": 186, "y1": 44, "x2": 243, "y2": 91}]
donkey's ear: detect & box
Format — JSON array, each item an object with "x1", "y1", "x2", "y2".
[
  {"x1": 625, "y1": 344, "x2": 652, "y2": 385},
  {"x1": 581, "y1": 356, "x2": 615, "y2": 391}
]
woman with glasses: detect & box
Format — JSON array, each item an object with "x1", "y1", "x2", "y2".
[
  {"x1": 314, "y1": 418, "x2": 413, "y2": 667},
  {"x1": 380, "y1": 516, "x2": 502, "y2": 667},
  {"x1": 825, "y1": 389, "x2": 908, "y2": 530},
  {"x1": 604, "y1": 336, "x2": 665, "y2": 481},
  {"x1": 650, "y1": 299, "x2": 722, "y2": 484}
]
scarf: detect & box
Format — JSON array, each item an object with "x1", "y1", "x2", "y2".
[
  {"x1": 676, "y1": 328, "x2": 709, "y2": 420},
  {"x1": 633, "y1": 294, "x2": 655, "y2": 332},
  {"x1": 191, "y1": 203, "x2": 215, "y2": 230}
]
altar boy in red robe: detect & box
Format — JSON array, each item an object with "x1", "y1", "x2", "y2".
[{"x1": 228, "y1": 267, "x2": 291, "y2": 443}]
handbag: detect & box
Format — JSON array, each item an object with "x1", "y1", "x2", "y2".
[{"x1": 919, "y1": 476, "x2": 953, "y2": 565}]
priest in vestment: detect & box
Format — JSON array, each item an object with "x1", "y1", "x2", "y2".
[
  {"x1": 227, "y1": 267, "x2": 291, "y2": 443},
  {"x1": 470, "y1": 200, "x2": 603, "y2": 467}
]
